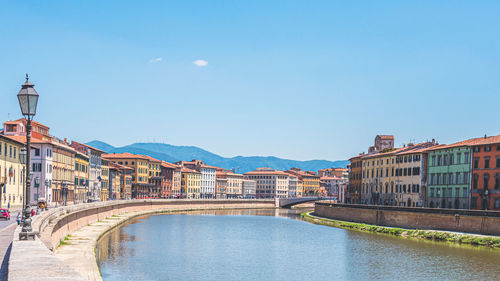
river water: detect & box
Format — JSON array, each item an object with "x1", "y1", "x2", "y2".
[{"x1": 97, "y1": 208, "x2": 500, "y2": 281}]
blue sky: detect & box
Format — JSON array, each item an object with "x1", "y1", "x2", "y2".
[{"x1": 1, "y1": 1, "x2": 499, "y2": 161}]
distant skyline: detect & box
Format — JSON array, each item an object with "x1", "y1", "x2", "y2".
[{"x1": 1, "y1": 1, "x2": 499, "y2": 161}]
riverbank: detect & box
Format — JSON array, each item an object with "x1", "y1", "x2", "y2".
[
  {"x1": 56, "y1": 206, "x2": 277, "y2": 281},
  {"x1": 302, "y1": 212, "x2": 500, "y2": 248}
]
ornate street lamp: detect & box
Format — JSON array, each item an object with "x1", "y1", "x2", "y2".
[{"x1": 17, "y1": 74, "x2": 39, "y2": 240}]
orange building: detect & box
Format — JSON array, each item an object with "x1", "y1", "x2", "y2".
[
  {"x1": 470, "y1": 135, "x2": 500, "y2": 210},
  {"x1": 348, "y1": 155, "x2": 363, "y2": 203},
  {"x1": 285, "y1": 168, "x2": 321, "y2": 196}
]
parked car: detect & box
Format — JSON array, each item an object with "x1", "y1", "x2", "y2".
[{"x1": 0, "y1": 209, "x2": 10, "y2": 220}]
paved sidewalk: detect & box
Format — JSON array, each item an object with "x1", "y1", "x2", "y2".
[{"x1": 0, "y1": 223, "x2": 18, "y2": 281}]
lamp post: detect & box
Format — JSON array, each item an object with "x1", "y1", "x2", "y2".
[{"x1": 17, "y1": 74, "x2": 39, "y2": 240}]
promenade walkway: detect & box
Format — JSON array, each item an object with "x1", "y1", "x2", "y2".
[{"x1": 0, "y1": 223, "x2": 17, "y2": 281}]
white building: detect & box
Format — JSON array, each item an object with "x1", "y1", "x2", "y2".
[
  {"x1": 3, "y1": 119, "x2": 54, "y2": 204},
  {"x1": 288, "y1": 175, "x2": 298, "y2": 198},
  {"x1": 70, "y1": 141, "x2": 104, "y2": 201},
  {"x1": 242, "y1": 179, "x2": 256, "y2": 198},
  {"x1": 176, "y1": 160, "x2": 216, "y2": 199},
  {"x1": 244, "y1": 168, "x2": 289, "y2": 199}
]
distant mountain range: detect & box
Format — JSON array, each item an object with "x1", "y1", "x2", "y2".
[{"x1": 86, "y1": 140, "x2": 348, "y2": 173}]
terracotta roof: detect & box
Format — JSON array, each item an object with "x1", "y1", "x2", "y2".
[
  {"x1": 1, "y1": 135, "x2": 46, "y2": 145},
  {"x1": 180, "y1": 167, "x2": 200, "y2": 174},
  {"x1": 427, "y1": 135, "x2": 500, "y2": 151},
  {"x1": 244, "y1": 170, "x2": 289, "y2": 176},
  {"x1": 102, "y1": 152, "x2": 149, "y2": 160},
  {"x1": 70, "y1": 141, "x2": 106, "y2": 154},
  {"x1": 141, "y1": 155, "x2": 161, "y2": 163},
  {"x1": 4, "y1": 118, "x2": 50, "y2": 129},
  {"x1": 161, "y1": 161, "x2": 179, "y2": 169},
  {"x1": 377, "y1": 135, "x2": 394, "y2": 140}
]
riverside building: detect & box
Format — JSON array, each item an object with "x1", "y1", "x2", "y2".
[
  {"x1": 244, "y1": 168, "x2": 289, "y2": 198},
  {"x1": 71, "y1": 141, "x2": 105, "y2": 201},
  {"x1": 3, "y1": 119, "x2": 54, "y2": 204},
  {"x1": 0, "y1": 135, "x2": 25, "y2": 209},
  {"x1": 427, "y1": 142, "x2": 472, "y2": 209},
  {"x1": 176, "y1": 160, "x2": 216, "y2": 198},
  {"x1": 285, "y1": 168, "x2": 320, "y2": 196},
  {"x1": 102, "y1": 153, "x2": 154, "y2": 199},
  {"x1": 468, "y1": 135, "x2": 500, "y2": 210}
]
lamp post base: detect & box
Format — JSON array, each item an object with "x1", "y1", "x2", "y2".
[{"x1": 19, "y1": 206, "x2": 35, "y2": 240}]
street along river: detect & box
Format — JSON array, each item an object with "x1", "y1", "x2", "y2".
[{"x1": 96, "y1": 208, "x2": 500, "y2": 281}]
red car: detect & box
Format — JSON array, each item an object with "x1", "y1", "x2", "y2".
[{"x1": 0, "y1": 209, "x2": 10, "y2": 220}]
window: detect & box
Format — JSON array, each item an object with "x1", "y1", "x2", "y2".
[
  {"x1": 485, "y1": 146, "x2": 491, "y2": 152},
  {"x1": 465, "y1": 152, "x2": 470, "y2": 164},
  {"x1": 474, "y1": 158, "x2": 479, "y2": 169},
  {"x1": 474, "y1": 147, "x2": 480, "y2": 153},
  {"x1": 438, "y1": 155, "x2": 442, "y2": 166},
  {"x1": 496, "y1": 174, "x2": 500, "y2": 190},
  {"x1": 455, "y1": 188, "x2": 459, "y2": 198},
  {"x1": 449, "y1": 154, "x2": 454, "y2": 165},
  {"x1": 484, "y1": 174, "x2": 490, "y2": 190},
  {"x1": 430, "y1": 188, "x2": 435, "y2": 197},
  {"x1": 497, "y1": 158, "x2": 500, "y2": 168},
  {"x1": 497, "y1": 145, "x2": 500, "y2": 151},
  {"x1": 34, "y1": 148, "x2": 40, "y2": 156},
  {"x1": 485, "y1": 158, "x2": 490, "y2": 169},
  {"x1": 495, "y1": 199, "x2": 500, "y2": 209},
  {"x1": 456, "y1": 153, "x2": 461, "y2": 164},
  {"x1": 463, "y1": 187, "x2": 467, "y2": 198},
  {"x1": 473, "y1": 174, "x2": 478, "y2": 189},
  {"x1": 431, "y1": 156, "x2": 436, "y2": 166}
]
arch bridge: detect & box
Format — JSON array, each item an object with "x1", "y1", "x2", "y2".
[{"x1": 276, "y1": 197, "x2": 336, "y2": 208}]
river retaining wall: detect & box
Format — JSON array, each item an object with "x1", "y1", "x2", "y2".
[
  {"x1": 9, "y1": 199, "x2": 275, "y2": 281},
  {"x1": 315, "y1": 203, "x2": 500, "y2": 236}
]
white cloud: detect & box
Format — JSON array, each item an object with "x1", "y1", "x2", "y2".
[
  {"x1": 193, "y1": 59, "x2": 208, "y2": 67},
  {"x1": 149, "y1": 57, "x2": 163, "y2": 63}
]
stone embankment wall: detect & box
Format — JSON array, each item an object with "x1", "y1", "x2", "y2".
[
  {"x1": 315, "y1": 203, "x2": 500, "y2": 236},
  {"x1": 9, "y1": 199, "x2": 275, "y2": 281}
]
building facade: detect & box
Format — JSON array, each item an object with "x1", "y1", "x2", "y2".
[
  {"x1": 181, "y1": 167, "x2": 201, "y2": 199},
  {"x1": 74, "y1": 152, "x2": 89, "y2": 203},
  {"x1": 427, "y1": 144, "x2": 471, "y2": 209},
  {"x1": 244, "y1": 168, "x2": 289, "y2": 198},
  {"x1": 469, "y1": 136, "x2": 500, "y2": 210},
  {"x1": 242, "y1": 179, "x2": 256, "y2": 198},
  {"x1": 52, "y1": 140, "x2": 75, "y2": 205},
  {"x1": 0, "y1": 135, "x2": 25, "y2": 209},
  {"x1": 348, "y1": 155, "x2": 363, "y2": 203},
  {"x1": 70, "y1": 141, "x2": 104, "y2": 201}
]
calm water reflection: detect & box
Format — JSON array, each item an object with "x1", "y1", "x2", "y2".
[{"x1": 97, "y1": 208, "x2": 500, "y2": 281}]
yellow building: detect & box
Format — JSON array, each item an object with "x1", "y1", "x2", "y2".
[
  {"x1": 0, "y1": 135, "x2": 25, "y2": 209},
  {"x1": 286, "y1": 168, "x2": 320, "y2": 196},
  {"x1": 51, "y1": 140, "x2": 75, "y2": 205},
  {"x1": 101, "y1": 159, "x2": 109, "y2": 201},
  {"x1": 181, "y1": 167, "x2": 201, "y2": 199},
  {"x1": 361, "y1": 148, "x2": 400, "y2": 205},
  {"x1": 297, "y1": 180, "x2": 304, "y2": 197},
  {"x1": 226, "y1": 172, "x2": 243, "y2": 198},
  {"x1": 102, "y1": 153, "x2": 153, "y2": 198},
  {"x1": 74, "y1": 152, "x2": 89, "y2": 203}
]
